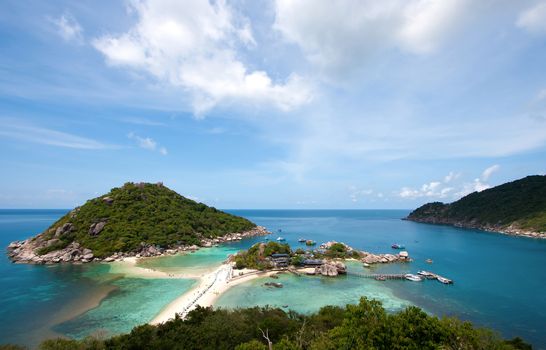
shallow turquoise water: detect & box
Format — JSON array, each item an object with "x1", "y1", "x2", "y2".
[
  {"x1": 216, "y1": 262, "x2": 411, "y2": 313},
  {"x1": 54, "y1": 277, "x2": 196, "y2": 339},
  {"x1": 1, "y1": 209, "x2": 545, "y2": 348}
]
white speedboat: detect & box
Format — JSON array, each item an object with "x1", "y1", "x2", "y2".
[
  {"x1": 417, "y1": 270, "x2": 435, "y2": 278},
  {"x1": 404, "y1": 274, "x2": 423, "y2": 282},
  {"x1": 276, "y1": 237, "x2": 286, "y2": 241}
]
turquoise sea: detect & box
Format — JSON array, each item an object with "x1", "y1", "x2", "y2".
[{"x1": 1, "y1": 209, "x2": 545, "y2": 348}]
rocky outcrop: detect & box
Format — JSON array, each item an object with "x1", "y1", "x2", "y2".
[
  {"x1": 7, "y1": 225, "x2": 271, "y2": 265},
  {"x1": 315, "y1": 261, "x2": 347, "y2": 277},
  {"x1": 361, "y1": 251, "x2": 411, "y2": 265},
  {"x1": 55, "y1": 223, "x2": 73, "y2": 237},
  {"x1": 7, "y1": 241, "x2": 95, "y2": 264},
  {"x1": 88, "y1": 221, "x2": 106, "y2": 236}
]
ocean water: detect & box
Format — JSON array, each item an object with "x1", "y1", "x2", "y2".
[
  {"x1": 0, "y1": 210, "x2": 197, "y2": 347},
  {"x1": 1, "y1": 209, "x2": 545, "y2": 348}
]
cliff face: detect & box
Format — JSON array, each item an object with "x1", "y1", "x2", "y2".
[
  {"x1": 7, "y1": 182, "x2": 266, "y2": 264},
  {"x1": 406, "y1": 175, "x2": 546, "y2": 238}
]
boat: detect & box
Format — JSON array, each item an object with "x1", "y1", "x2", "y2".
[
  {"x1": 375, "y1": 276, "x2": 387, "y2": 281},
  {"x1": 391, "y1": 243, "x2": 405, "y2": 249},
  {"x1": 363, "y1": 263, "x2": 371, "y2": 268},
  {"x1": 404, "y1": 274, "x2": 423, "y2": 282},
  {"x1": 276, "y1": 237, "x2": 286, "y2": 241},
  {"x1": 437, "y1": 276, "x2": 453, "y2": 285},
  {"x1": 417, "y1": 270, "x2": 435, "y2": 278},
  {"x1": 298, "y1": 238, "x2": 306, "y2": 243},
  {"x1": 426, "y1": 258, "x2": 433, "y2": 264}
]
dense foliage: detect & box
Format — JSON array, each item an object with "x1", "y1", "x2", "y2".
[
  {"x1": 407, "y1": 175, "x2": 546, "y2": 233},
  {"x1": 233, "y1": 241, "x2": 292, "y2": 270},
  {"x1": 37, "y1": 182, "x2": 255, "y2": 257},
  {"x1": 0, "y1": 298, "x2": 532, "y2": 350}
]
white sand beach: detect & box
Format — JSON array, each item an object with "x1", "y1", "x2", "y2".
[{"x1": 150, "y1": 265, "x2": 278, "y2": 325}]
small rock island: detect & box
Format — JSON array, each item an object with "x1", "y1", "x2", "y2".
[
  {"x1": 231, "y1": 240, "x2": 411, "y2": 277},
  {"x1": 406, "y1": 175, "x2": 546, "y2": 239},
  {"x1": 7, "y1": 182, "x2": 269, "y2": 264}
]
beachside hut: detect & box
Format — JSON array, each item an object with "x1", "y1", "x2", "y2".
[{"x1": 271, "y1": 253, "x2": 289, "y2": 268}]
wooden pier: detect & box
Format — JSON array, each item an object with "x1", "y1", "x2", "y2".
[{"x1": 348, "y1": 272, "x2": 407, "y2": 280}]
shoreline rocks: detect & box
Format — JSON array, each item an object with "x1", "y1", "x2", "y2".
[
  {"x1": 405, "y1": 217, "x2": 545, "y2": 240},
  {"x1": 6, "y1": 226, "x2": 271, "y2": 265},
  {"x1": 360, "y1": 251, "x2": 411, "y2": 265}
]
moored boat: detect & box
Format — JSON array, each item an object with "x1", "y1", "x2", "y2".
[
  {"x1": 298, "y1": 238, "x2": 306, "y2": 242},
  {"x1": 417, "y1": 270, "x2": 435, "y2": 279},
  {"x1": 404, "y1": 274, "x2": 423, "y2": 282},
  {"x1": 391, "y1": 243, "x2": 405, "y2": 249},
  {"x1": 363, "y1": 262, "x2": 371, "y2": 268},
  {"x1": 437, "y1": 276, "x2": 453, "y2": 284},
  {"x1": 276, "y1": 237, "x2": 286, "y2": 241}
]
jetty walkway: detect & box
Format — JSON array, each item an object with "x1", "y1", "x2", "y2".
[{"x1": 348, "y1": 272, "x2": 408, "y2": 280}]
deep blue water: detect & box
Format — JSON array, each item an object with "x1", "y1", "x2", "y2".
[{"x1": 1, "y1": 209, "x2": 545, "y2": 348}]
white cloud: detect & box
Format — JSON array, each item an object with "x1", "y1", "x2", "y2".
[
  {"x1": 455, "y1": 178, "x2": 491, "y2": 197},
  {"x1": 50, "y1": 13, "x2": 83, "y2": 43},
  {"x1": 274, "y1": 0, "x2": 473, "y2": 78},
  {"x1": 398, "y1": 179, "x2": 453, "y2": 199},
  {"x1": 517, "y1": 2, "x2": 546, "y2": 34},
  {"x1": 93, "y1": 0, "x2": 312, "y2": 115},
  {"x1": 401, "y1": 165, "x2": 500, "y2": 200},
  {"x1": 0, "y1": 120, "x2": 112, "y2": 149},
  {"x1": 127, "y1": 132, "x2": 167, "y2": 155},
  {"x1": 444, "y1": 171, "x2": 461, "y2": 183},
  {"x1": 481, "y1": 164, "x2": 500, "y2": 181}
]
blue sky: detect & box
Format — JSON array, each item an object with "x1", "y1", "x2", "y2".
[{"x1": 1, "y1": 0, "x2": 545, "y2": 209}]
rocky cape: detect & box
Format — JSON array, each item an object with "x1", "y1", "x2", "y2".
[
  {"x1": 7, "y1": 226, "x2": 270, "y2": 264},
  {"x1": 6, "y1": 182, "x2": 269, "y2": 264},
  {"x1": 406, "y1": 175, "x2": 546, "y2": 239}
]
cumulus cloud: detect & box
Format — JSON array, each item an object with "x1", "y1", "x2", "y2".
[
  {"x1": 50, "y1": 12, "x2": 83, "y2": 43},
  {"x1": 274, "y1": 0, "x2": 473, "y2": 78},
  {"x1": 517, "y1": 2, "x2": 546, "y2": 34},
  {"x1": 93, "y1": 0, "x2": 312, "y2": 115},
  {"x1": 128, "y1": 132, "x2": 167, "y2": 155},
  {"x1": 444, "y1": 171, "x2": 461, "y2": 183},
  {"x1": 400, "y1": 165, "x2": 501, "y2": 200},
  {"x1": 398, "y1": 179, "x2": 453, "y2": 199}
]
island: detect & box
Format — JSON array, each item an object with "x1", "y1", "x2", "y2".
[
  {"x1": 406, "y1": 175, "x2": 546, "y2": 238},
  {"x1": 7, "y1": 182, "x2": 269, "y2": 264}
]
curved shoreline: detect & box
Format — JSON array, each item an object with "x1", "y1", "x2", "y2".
[{"x1": 150, "y1": 265, "x2": 277, "y2": 324}]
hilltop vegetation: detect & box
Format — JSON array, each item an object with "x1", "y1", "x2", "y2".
[
  {"x1": 1, "y1": 298, "x2": 531, "y2": 350},
  {"x1": 20, "y1": 182, "x2": 256, "y2": 258},
  {"x1": 407, "y1": 175, "x2": 546, "y2": 236}
]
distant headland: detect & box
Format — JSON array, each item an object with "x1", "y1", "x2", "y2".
[
  {"x1": 7, "y1": 182, "x2": 269, "y2": 264},
  {"x1": 406, "y1": 175, "x2": 546, "y2": 239}
]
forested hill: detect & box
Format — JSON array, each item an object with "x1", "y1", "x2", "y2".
[
  {"x1": 406, "y1": 175, "x2": 546, "y2": 237},
  {"x1": 8, "y1": 182, "x2": 256, "y2": 261}
]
